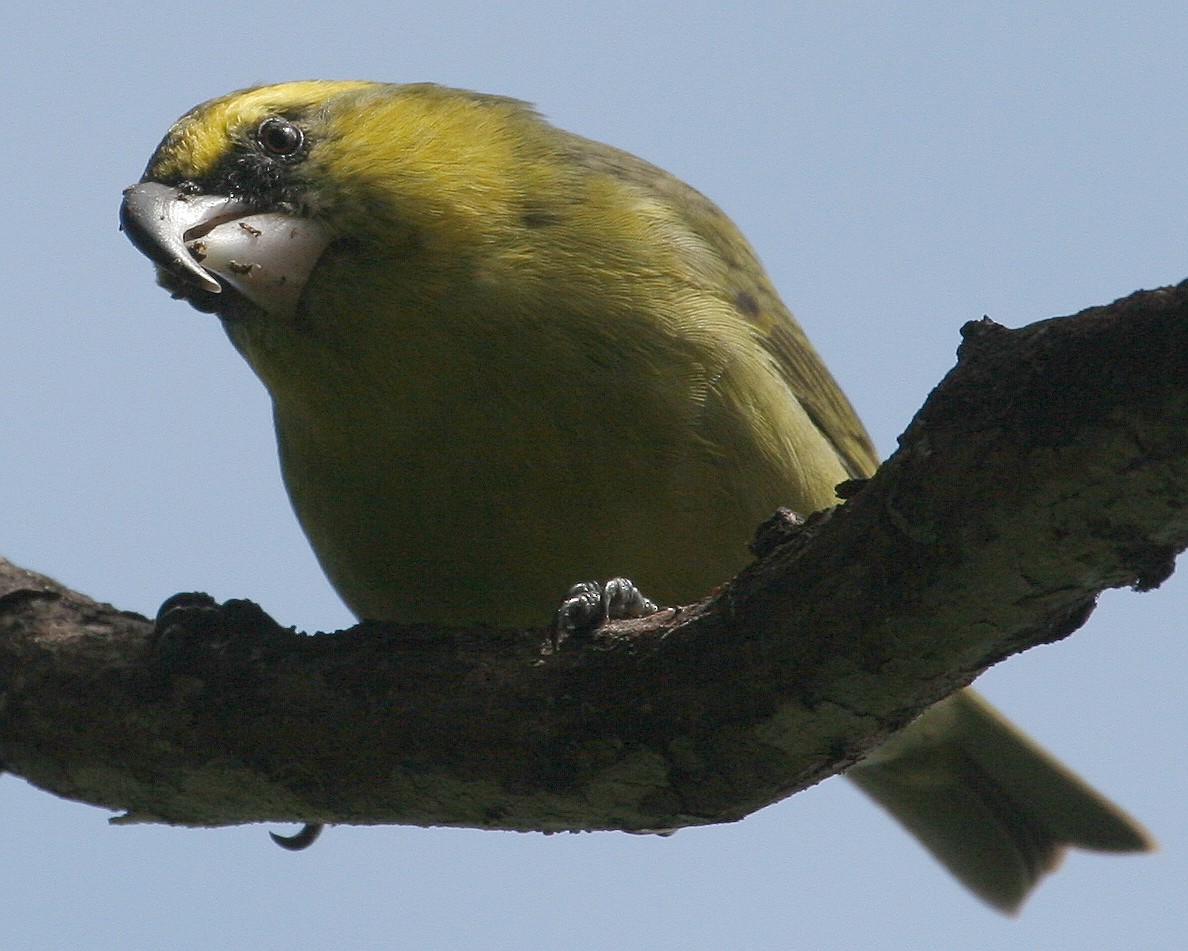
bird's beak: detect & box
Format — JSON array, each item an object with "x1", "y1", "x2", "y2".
[{"x1": 119, "y1": 182, "x2": 330, "y2": 318}]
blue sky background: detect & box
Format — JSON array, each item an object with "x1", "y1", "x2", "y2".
[{"x1": 3, "y1": 3, "x2": 1186, "y2": 949}]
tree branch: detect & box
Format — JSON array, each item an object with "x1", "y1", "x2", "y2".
[{"x1": 3, "y1": 282, "x2": 1187, "y2": 833}]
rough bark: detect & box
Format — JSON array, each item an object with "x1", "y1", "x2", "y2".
[{"x1": 2, "y1": 282, "x2": 1187, "y2": 834}]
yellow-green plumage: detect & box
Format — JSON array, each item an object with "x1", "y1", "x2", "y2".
[{"x1": 124, "y1": 81, "x2": 1152, "y2": 910}]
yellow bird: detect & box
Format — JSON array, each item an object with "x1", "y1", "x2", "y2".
[{"x1": 120, "y1": 81, "x2": 1152, "y2": 911}]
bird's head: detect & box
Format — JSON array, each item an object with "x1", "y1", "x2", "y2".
[{"x1": 121, "y1": 80, "x2": 557, "y2": 322}]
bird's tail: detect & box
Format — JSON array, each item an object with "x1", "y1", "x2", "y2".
[{"x1": 846, "y1": 689, "x2": 1153, "y2": 912}]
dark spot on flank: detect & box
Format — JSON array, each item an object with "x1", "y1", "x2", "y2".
[
  {"x1": 735, "y1": 290, "x2": 761, "y2": 318},
  {"x1": 522, "y1": 210, "x2": 563, "y2": 228}
]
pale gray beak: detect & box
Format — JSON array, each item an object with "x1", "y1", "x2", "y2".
[{"x1": 120, "y1": 182, "x2": 330, "y2": 317}]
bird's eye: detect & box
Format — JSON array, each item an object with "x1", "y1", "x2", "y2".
[{"x1": 256, "y1": 118, "x2": 304, "y2": 157}]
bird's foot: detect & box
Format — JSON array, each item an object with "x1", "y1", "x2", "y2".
[
  {"x1": 552, "y1": 577, "x2": 659, "y2": 647},
  {"x1": 151, "y1": 594, "x2": 319, "y2": 851},
  {"x1": 270, "y1": 824, "x2": 324, "y2": 851}
]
